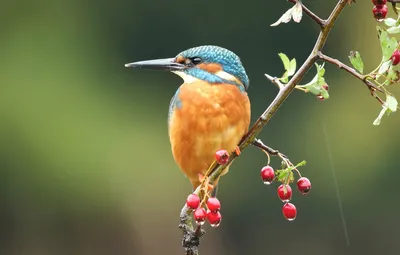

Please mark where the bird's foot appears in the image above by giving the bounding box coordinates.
[198,173,215,193]
[197,173,215,204]
[235,146,241,156]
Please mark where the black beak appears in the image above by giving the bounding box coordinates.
[124,58,186,71]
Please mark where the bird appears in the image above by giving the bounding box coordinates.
[125,45,251,191]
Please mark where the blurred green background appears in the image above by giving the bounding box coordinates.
[1,0,400,254]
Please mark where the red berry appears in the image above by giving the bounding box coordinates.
[277,184,292,203]
[322,84,329,91]
[186,194,200,209]
[372,0,387,7]
[297,177,312,195]
[194,208,207,225]
[206,197,221,212]
[260,165,275,184]
[282,203,297,221]
[372,5,388,21]
[317,95,325,101]
[391,49,400,65]
[207,210,222,227]
[215,149,229,165]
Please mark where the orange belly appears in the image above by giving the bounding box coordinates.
[168,81,251,189]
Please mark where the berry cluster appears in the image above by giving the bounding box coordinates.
[186,194,222,227]
[372,0,388,21]
[261,165,311,221]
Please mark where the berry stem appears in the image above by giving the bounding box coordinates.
[264,150,271,166]
[292,168,303,178]
[294,85,309,92]
[252,139,302,182]
[254,139,272,165]
[252,139,291,168]
[252,139,285,157]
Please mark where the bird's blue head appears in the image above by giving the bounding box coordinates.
[125,45,249,90]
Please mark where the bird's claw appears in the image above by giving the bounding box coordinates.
[198,173,215,193]
[235,146,241,156]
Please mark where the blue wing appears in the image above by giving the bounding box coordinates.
[168,94,176,126]
[168,88,182,129]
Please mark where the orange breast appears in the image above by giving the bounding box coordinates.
[168,81,251,188]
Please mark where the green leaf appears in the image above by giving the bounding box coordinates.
[275,169,289,183]
[278,53,296,83]
[384,18,397,27]
[373,107,387,125]
[299,63,329,99]
[280,72,289,83]
[275,170,294,183]
[385,67,398,85]
[373,94,398,125]
[378,27,398,61]
[288,171,294,182]
[294,160,307,168]
[275,160,306,183]
[348,51,364,74]
[279,53,290,71]
[386,95,398,112]
[378,59,392,74]
[288,58,297,76]
[387,26,400,34]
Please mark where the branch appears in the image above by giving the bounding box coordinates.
[252,139,287,159]
[317,52,385,105]
[178,1,350,254]
[179,209,204,255]
[287,0,325,27]
[252,139,303,177]
[264,74,285,89]
[388,0,400,15]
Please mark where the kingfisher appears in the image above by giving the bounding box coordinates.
[125,45,251,190]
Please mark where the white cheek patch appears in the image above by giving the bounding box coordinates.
[172,71,201,84]
[173,70,245,89]
[215,71,246,91]
[214,71,238,82]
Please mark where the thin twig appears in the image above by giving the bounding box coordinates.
[179,1,349,254]
[317,52,385,104]
[252,139,303,179]
[264,74,285,89]
[388,0,399,14]
[317,52,382,92]
[288,0,325,27]
[252,139,289,169]
[252,139,287,159]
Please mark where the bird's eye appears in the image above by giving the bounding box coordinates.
[189,57,203,65]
